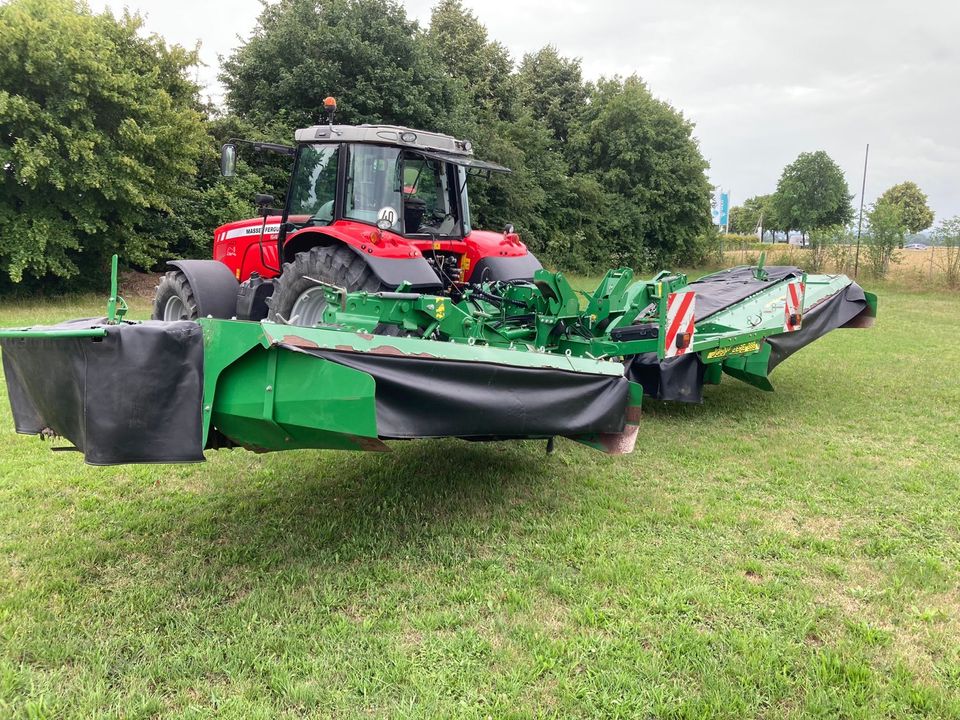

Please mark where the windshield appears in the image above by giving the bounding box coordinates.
[289,143,472,236]
[345,145,403,233]
[288,144,339,224]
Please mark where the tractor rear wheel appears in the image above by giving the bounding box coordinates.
[152,270,199,321]
[267,245,384,326]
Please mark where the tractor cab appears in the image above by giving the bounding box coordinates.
[154,101,542,325]
[285,125,503,242]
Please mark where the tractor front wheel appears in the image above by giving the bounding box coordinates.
[152,270,199,321]
[267,245,383,326]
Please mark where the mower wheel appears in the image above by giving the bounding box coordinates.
[267,245,384,326]
[152,270,199,321]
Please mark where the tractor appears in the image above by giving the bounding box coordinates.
[153,97,541,326]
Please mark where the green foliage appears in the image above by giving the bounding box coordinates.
[686,228,726,267]
[864,201,905,279]
[771,151,854,240]
[808,225,852,273]
[2,0,716,286]
[877,181,934,235]
[727,205,752,235]
[138,116,278,260]
[0,0,207,285]
[728,194,773,238]
[220,0,458,132]
[572,76,712,267]
[427,0,513,122]
[515,46,590,147]
[464,116,556,244]
[719,233,762,247]
[220,2,711,273]
[933,216,960,288]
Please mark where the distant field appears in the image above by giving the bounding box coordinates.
[722,244,958,287]
[0,281,958,718]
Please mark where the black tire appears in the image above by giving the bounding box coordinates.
[152,270,199,321]
[267,244,384,326]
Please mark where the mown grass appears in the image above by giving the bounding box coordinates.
[0,281,958,718]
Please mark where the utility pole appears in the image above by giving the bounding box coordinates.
[853,144,869,278]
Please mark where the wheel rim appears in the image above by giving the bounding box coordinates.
[290,286,328,327]
[163,295,187,321]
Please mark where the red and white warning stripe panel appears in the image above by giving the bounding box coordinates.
[783,281,805,332]
[663,291,696,358]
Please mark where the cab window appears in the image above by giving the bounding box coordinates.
[402,154,460,237]
[288,144,339,224]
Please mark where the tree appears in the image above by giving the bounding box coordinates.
[727,205,749,235]
[141,115,294,261]
[427,0,513,123]
[728,194,772,237]
[876,181,934,234]
[932,216,960,288]
[514,46,590,148]
[808,224,852,273]
[0,0,207,284]
[573,76,711,266]
[466,114,569,252]
[863,201,905,279]
[215,3,716,272]
[220,0,459,133]
[770,151,853,244]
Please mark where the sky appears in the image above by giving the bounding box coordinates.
[90,0,960,225]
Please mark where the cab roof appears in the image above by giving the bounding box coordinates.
[294,124,472,155]
[293,123,509,174]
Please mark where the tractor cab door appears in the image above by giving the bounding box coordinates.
[400,153,462,238]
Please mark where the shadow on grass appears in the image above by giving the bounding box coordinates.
[60,381,798,581]
[640,375,787,421]
[29,370,813,609]
[76,439,567,591]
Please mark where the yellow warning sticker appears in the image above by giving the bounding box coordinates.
[706,340,761,360]
[435,300,446,319]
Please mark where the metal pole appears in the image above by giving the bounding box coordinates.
[726,189,731,235]
[854,144,869,277]
[724,189,729,235]
[107,254,119,324]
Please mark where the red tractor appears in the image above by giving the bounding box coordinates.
[152,98,540,325]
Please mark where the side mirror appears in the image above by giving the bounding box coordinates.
[220,143,238,177]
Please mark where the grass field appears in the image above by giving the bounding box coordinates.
[0,281,958,718]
